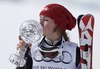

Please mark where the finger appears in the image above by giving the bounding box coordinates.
[17,43,22,48]
[20,40,26,47]
[19,40,24,43]
[18,35,22,40]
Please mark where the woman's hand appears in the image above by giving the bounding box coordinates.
[17,36,32,50]
[17,36,26,50]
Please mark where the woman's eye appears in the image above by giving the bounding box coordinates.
[44,19,48,21]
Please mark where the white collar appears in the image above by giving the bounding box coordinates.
[44,37,62,46]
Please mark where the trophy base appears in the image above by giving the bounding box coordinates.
[9,54,26,67]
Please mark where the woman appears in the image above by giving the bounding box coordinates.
[16,3,80,69]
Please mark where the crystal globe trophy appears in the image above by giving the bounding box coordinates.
[9,19,43,67]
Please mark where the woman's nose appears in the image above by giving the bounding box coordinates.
[40,20,44,27]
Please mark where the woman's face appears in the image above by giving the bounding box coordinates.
[40,15,57,36]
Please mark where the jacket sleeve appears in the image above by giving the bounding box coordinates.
[75,46,81,68]
[16,47,32,69]
[16,67,24,69]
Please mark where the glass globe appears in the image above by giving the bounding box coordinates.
[19,19,43,44]
[9,19,43,67]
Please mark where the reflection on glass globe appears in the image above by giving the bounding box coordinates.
[19,19,43,44]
